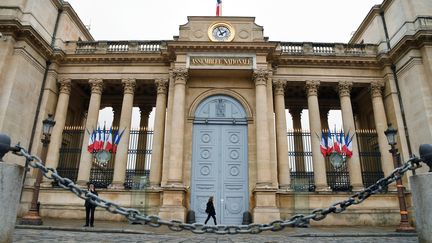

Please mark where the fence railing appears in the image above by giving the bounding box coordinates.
[57,126,153,188]
[287,129,383,192]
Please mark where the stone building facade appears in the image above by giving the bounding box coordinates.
[0,0,431,225]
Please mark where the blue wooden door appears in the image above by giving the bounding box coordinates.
[191,95,248,225]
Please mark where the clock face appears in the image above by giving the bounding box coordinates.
[212,26,231,41]
[208,23,235,42]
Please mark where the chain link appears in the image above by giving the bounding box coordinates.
[12,145,422,234]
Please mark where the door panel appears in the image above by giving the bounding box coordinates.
[191,124,248,225]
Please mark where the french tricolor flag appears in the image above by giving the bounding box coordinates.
[216,0,222,16]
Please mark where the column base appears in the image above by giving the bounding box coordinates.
[253,188,280,224]
[315,185,332,192]
[395,222,416,233]
[351,185,364,192]
[108,182,125,190]
[20,210,43,225]
[159,187,187,222]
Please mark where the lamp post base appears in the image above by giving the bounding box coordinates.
[395,222,416,233]
[20,210,43,225]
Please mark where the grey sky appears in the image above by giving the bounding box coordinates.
[67,0,383,43]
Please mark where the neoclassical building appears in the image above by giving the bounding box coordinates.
[1,0,431,225]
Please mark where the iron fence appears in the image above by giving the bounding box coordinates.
[287,129,382,192]
[57,126,153,189]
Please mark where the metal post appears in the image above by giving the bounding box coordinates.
[20,135,50,225]
[389,144,416,232]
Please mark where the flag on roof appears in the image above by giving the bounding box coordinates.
[216,0,222,16]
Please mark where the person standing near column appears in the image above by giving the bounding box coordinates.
[83,183,98,227]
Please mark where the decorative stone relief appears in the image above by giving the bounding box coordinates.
[370,80,384,98]
[58,78,72,94]
[172,68,189,85]
[252,69,270,86]
[122,78,136,94]
[155,78,168,94]
[305,80,320,97]
[338,81,353,98]
[89,78,103,95]
[216,98,226,117]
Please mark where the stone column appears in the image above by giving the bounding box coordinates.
[111,78,136,189]
[136,106,152,171]
[370,81,395,183]
[273,80,291,190]
[112,105,121,128]
[76,79,103,186]
[166,69,188,186]
[320,108,330,130]
[149,79,168,187]
[252,69,280,223]
[305,81,329,191]
[253,69,272,188]
[290,108,306,172]
[338,81,363,191]
[160,69,188,222]
[42,79,72,187]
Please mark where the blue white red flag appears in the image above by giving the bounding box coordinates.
[320,131,327,157]
[327,130,333,154]
[216,0,222,16]
[87,129,96,153]
[112,128,125,154]
[105,127,113,152]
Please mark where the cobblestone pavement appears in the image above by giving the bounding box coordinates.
[13,228,418,243]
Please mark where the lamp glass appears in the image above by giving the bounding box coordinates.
[42,115,56,136]
[384,124,397,146]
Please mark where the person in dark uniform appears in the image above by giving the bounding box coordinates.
[204,196,217,225]
[83,183,98,227]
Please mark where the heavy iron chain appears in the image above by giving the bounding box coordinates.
[12,144,423,234]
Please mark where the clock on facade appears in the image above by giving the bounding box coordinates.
[208,22,235,42]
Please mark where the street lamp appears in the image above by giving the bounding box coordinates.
[384,123,415,232]
[21,114,55,225]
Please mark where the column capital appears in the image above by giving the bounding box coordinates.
[338,81,353,98]
[288,107,303,118]
[273,79,286,95]
[370,80,384,98]
[172,68,189,85]
[122,78,136,94]
[253,69,270,86]
[139,106,153,116]
[58,78,72,95]
[155,78,169,94]
[89,78,103,95]
[305,80,320,97]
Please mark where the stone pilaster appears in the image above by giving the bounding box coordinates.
[253,69,273,188]
[370,81,395,189]
[160,69,187,222]
[42,78,72,187]
[305,81,330,191]
[338,81,363,191]
[273,80,291,190]
[77,78,103,186]
[252,69,280,223]
[111,78,136,189]
[149,79,168,187]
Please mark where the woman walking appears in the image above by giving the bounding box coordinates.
[204,196,217,225]
[83,183,98,227]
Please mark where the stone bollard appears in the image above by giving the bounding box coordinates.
[410,172,432,243]
[0,162,24,243]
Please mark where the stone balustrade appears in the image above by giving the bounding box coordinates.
[71,41,163,54]
[280,42,377,56]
